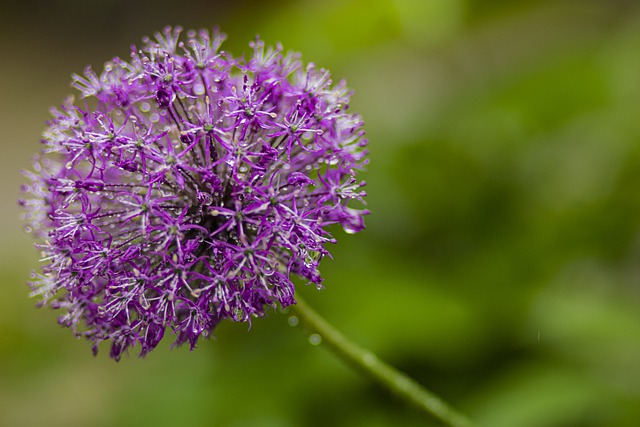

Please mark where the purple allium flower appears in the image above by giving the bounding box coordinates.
[20,27,368,360]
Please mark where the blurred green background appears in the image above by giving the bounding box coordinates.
[2,0,640,426]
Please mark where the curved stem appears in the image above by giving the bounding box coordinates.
[290,294,479,427]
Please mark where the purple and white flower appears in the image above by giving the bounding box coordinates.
[20,27,368,360]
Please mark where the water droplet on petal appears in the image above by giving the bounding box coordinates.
[139,295,150,310]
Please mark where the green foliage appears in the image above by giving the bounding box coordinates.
[3,0,640,426]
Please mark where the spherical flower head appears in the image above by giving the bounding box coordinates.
[20,27,368,360]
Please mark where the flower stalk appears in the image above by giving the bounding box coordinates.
[291,294,479,427]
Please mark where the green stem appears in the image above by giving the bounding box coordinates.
[290,294,479,427]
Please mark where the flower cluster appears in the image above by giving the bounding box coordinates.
[20,27,368,360]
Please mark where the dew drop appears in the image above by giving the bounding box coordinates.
[263,263,275,276]
[343,223,358,235]
[309,334,322,345]
[24,225,32,233]
[288,316,299,327]
[139,295,150,310]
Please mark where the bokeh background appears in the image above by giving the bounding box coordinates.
[2,0,640,426]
